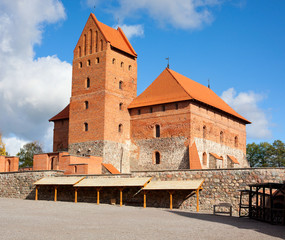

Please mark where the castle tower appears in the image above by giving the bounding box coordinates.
[68,14,137,172]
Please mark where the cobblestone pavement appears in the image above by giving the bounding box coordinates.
[0,198,284,240]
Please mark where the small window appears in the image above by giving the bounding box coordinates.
[84,122,88,131]
[175,103,178,110]
[203,152,207,165]
[155,125,160,138]
[79,62,82,68]
[96,57,99,64]
[220,131,224,144]
[128,65,132,71]
[235,136,238,147]
[121,62,124,68]
[150,107,153,113]
[86,78,90,88]
[138,109,141,115]
[119,103,123,110]
[112,58,116,64]
[154,151,160,164]
[85,101,89,109]
[87,60,91,66]
[203,125,206,139]
[74,166,77,174]
[162,105,165,112]
[119,81,123,90]
[78,46,81,57]
[100,39,103,51]
[118,124,123,133]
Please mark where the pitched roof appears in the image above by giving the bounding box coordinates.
[128,68,250,123]
[102,163,120,174]
[49,104,69,122]
[91,14,137,57]
[189,142,202,170]
[227,155,239,164]
[209,153,223,160]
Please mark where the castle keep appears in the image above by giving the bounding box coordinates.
[34,13,250,174]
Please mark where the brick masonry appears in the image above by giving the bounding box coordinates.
[0,168,284,215]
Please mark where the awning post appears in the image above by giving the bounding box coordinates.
[96,188,101,205]
[35,186,38,201]
[74,188,78,203]
[169,191,174,210]
[196,189,199,212]
[119,188,124,207]
[54,186,58,202]
[143,191,147,208]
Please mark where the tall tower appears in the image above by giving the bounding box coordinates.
[68,14,137,172]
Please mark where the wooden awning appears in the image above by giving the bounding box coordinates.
[74,177,152,187]
[143,179,204,190]
[34,177,85,186]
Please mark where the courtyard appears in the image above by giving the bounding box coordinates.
[0,198,284,240]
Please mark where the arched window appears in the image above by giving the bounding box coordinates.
[112,58,116,64]
[154,151,160,164]
[203,125,206,139]
[83,34,86,55]
[119,81,123,90]
[121,62,124,68]
[78,46,81,57]
[118,124,123,133]
[235,136,238,147]
[74,166,77,174]
[220,131,224,144]
[155,124,160,138]
[203,152,207,165]
[84,122,88,132]
[95,31,98,52]
[86,78,90,88]
[119,102,123,110]
[162,105,165,112]
[87,59,91,66]
[89,29,92,54]
[128,65,132,71]
[100,39,103,51]
[79,62,82,68]
[85,101,89,109]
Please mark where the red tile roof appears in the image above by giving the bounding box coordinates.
[91,14,137,57]
[128,68,250,124]
[189,142,202,170]
[209,153,223,160]
[102,163,120,174]
[49,104,69,122]
[227,155,239,164]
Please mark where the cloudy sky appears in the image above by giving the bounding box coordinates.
[0,0,284,155]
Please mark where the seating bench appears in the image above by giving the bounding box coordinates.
[213,203,232,216]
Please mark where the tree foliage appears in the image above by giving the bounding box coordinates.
[0,132,6,156]
[17,141,43,168]
[246,140,285,167]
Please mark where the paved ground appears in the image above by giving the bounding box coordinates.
[0,198,284,240]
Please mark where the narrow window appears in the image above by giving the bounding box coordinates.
[138,109,141,115]
[96,57,99,64]
[119,102,123,110]
[78,46,81,57]
[83,34,87,55]
[162,105,165,112]
[175,103,179,110]
[203,125,206,139]
[121,62,124,68]
[155,152,160,164]
[85,101,89,109]
[128,65,132,71]
[89,29,92,54]
[87,59,91,66]
[74,166,77,173]
[79,62,82,68]
[7,160,11,172]
[118,124,123,133]
[84,123,88,131]
[220,131,224,144]
[235,136,238,147]
[50,158,54,170]
[203,152,207,165]
[119,81,123,90]
[112,58,116,64]
[86,78,90,88]
[155,125,160,138]
[100,39,103,51]
[95,31,98,52]
[150,107,153,113]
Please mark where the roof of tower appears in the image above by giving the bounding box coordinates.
[128,68,250,123]
[91,13,137,57]
[49,104,69,122]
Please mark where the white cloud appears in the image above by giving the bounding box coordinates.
[2,136,28,156]
[0,0,72,155]
[115,24,144,39]
[221,88,272,139]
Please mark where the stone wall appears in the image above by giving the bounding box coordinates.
[0,170,63,199]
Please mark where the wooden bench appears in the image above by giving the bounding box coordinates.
[213,203,232,216]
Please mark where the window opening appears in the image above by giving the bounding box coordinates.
[119,103,123,110]
[118,124,123,133]
[84,123,88,131]
[155,152,160,164]
[155,125,160,138]
[85,101,89,109]
[119,81,123,90]
[203,152,207,165]
[86,78,90,88]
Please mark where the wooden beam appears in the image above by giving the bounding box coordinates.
[54,186,58,202]
[196,189,200,212]
[74,188,78,203]
[143,191,147,208]
[119,188,124,207]
[96,188,100,205]
[35,186,38,201]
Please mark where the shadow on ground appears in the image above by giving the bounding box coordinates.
[167,211,285,239]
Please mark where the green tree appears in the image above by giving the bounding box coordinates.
[0,133,6,156]
[270,140,285,167]
[17,141,43,168]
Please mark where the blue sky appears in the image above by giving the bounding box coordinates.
[0,0,284,155]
